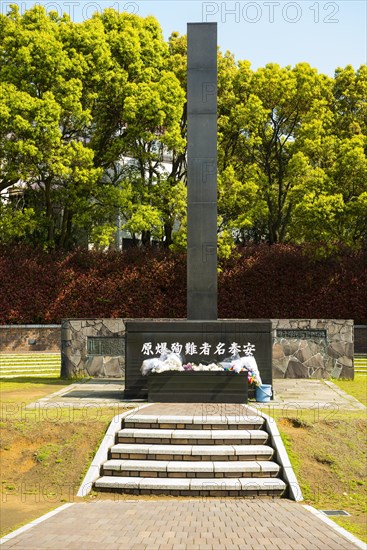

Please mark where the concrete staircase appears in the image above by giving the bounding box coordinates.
[0,353,61,377]
[355,354,367,375]
[95,413,287,497]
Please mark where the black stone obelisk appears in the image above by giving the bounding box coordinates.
[187,23,218,320]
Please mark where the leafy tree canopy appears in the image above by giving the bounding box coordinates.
[0,5,366,252]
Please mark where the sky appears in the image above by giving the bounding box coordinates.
[3,0,367,75]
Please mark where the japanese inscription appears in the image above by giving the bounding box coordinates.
[141,341,256,357]
[276,329,327,340]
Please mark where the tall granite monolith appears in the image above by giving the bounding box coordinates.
[187,23,218,320]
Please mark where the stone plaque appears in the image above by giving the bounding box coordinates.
[87,337,124,356]
[276,329,327,340]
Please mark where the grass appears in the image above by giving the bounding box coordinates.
[0,377,71,401]
[271,374,367,543]
[279,417,367,542]
[0,353,61,378]
[331,373,367,406]
[0,376,133,537]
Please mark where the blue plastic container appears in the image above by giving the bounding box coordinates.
[255,384,272,402]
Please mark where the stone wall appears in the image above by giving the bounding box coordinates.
[60,318,354,380]
[61,319,125,378]
[0,325,61,353]
[272,319,353,379]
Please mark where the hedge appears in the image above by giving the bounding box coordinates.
[0,244,366,324]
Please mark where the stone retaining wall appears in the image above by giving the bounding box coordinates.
[61,318,354,380]
[272,319,353,379]
[0,325,61,353]
[61,319,125,378]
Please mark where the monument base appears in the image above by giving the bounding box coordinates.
[125,320,273,401]
[147,371,248,403]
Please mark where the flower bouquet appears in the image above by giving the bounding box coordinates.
[141,351,262,386]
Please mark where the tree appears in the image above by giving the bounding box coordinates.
[0,6,186,249]
[1,5,366,251]
[288,65,367,247]
[89,12,186,247]
[0,6,105,248]
[218,61,336,244]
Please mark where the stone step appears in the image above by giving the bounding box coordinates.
[110,443,274,461]
[102,459,280,478]
[117,428,268,445]
[95,475,286,497]
[124,414,264,431]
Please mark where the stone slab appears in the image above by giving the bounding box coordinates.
[25,378,365,412]
[166,461,214,473]
[213,461,262,473]
[104,460,170,472]
[96,475,285,492]
[233,445,274,456]
[239,478,286,491]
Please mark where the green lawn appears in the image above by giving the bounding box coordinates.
[273,374,367,543]
[332,373,367,406]
[0,376,132,537]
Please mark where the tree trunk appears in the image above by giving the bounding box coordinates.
[141,230,151,246]
[59,209,74,250]
[44,180,55,246]
[164,222,173,247]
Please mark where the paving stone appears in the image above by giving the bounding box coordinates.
[7,500,337,549]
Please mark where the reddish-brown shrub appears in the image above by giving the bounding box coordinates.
[0,244,365,324]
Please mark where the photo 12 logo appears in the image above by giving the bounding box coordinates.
[202,2,340,24]
[0,2,140,19]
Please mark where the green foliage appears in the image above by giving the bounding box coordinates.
[218,60,367,247]
[0,6,185,249]
[0,203,37,243]
[0,5,366,250]
[34,444,60,465]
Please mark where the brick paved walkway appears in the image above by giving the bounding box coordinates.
[128,403,259,417]
[1,499,362,549]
